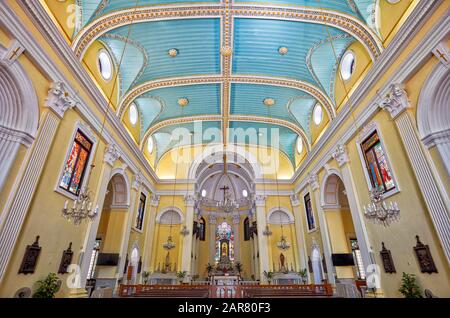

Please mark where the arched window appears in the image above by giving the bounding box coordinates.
[244,217,250,241]
[215,222,234,262]
[199,217,206,241]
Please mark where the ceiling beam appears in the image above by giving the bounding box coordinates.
[117,74,335,120]
[72,4,382,60]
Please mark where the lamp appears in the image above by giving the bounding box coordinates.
[163,236,176,250]
[363,188,400,226]
[277,235,291,251]
[262,225,273,236]
[62,187,98,225]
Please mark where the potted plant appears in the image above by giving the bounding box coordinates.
[176,271,187,284]
[263,271,274,285]
[298,268,308,285]
[399,272,422,298]
[234,262,243,276]
[206,263,214,277]
[33,273,61,298]
[142,271,151,285]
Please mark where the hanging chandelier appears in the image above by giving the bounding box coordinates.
[363,188,400,226]
[262,225,273,236]
[163,236,176,250]
[277,235,291,251]
[216,191,239,214]
[62,187,98,225]
[180,225,190,236]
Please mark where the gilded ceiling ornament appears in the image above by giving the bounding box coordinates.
[178,98,190,107]
[263,98,276,107]
[221,46,233,57]
[168,48,179,57]
[278,46,288,55]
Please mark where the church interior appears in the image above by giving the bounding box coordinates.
[0,0,449,299]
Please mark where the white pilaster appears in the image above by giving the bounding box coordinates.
[308,173,335,284]
[79,144,121,287]
[331,144,373,273]
[380,84,450,263]
[290,194,308,274]
[0,82,74,283]
[232,213,241,261]
[143,194,160,271]
[209,214,217,263]
[181,194,195,281]
[255,195,270,284]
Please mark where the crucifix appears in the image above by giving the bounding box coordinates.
[220,185,230,200]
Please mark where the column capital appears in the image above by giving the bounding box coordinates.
[132,172,143,190]
[150,194,160,207]
[290,194,301,207]
[209,214,217,225]
[45,82,79,118]
[307,172,320,191]
[332,144,350,167]
[104,143,121,166]
[255,195,267,207]
[379,84,410,119]
[184,194,196,207]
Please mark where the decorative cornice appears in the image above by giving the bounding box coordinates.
[290,194,301,207]
[104,143,121,166]
[45,82,79,118]
[422,128,450,149]
[232,213,241,224]
[184,194,196,207]
[378,84,410,119]
[0,124,35,147]
[331,144,349,167]
[209,214,217,224]
[132,171,143,190]
[72,4,382,61]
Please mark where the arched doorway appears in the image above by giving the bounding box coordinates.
[321,173,366,285]
[0,45,39,192]
[86,172,130,289]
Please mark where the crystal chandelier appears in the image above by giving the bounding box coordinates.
[163,236,176,250]
[62,187,98,225]
[277,235,291,251]
[180,225,190,236]
[216,191,239,214]
[363,188,400,226]
[262,225,272,236]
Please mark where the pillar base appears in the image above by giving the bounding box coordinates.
[68,288,89,298]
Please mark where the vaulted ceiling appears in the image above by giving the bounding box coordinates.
[71,0,383,169]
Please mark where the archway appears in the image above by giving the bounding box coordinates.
[86,172,130,289]
[0,45,39,192]
[321,173,366,285]
[417,63,450,177]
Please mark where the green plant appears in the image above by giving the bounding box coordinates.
[33,273,60,298]
[206,263,214,275]
[263,271,274,284]
[298,268,308,284]
[176,271,187,279]
[142,271,151,284]
[399,272,422,298]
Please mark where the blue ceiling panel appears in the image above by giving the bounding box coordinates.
[236,1,357,16]
[108,18,221,82]
[229,121,298,164]
[232,18,344,84]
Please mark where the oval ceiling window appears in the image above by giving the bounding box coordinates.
[147,137,154,154]
[340,51,355,81]
[242,189,248,198]
[201,189,207,198]
[313,104,323,126]
[129,103,138,126]
[98,50,113,81]
[296,137,303,154]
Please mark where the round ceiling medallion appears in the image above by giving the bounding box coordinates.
[278,46,288,55]
[178,98,189,107]
[168,48,179,57]
[221,46,233,57]
[263,98,276,106]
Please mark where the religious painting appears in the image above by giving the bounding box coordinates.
[58,242,73,274]
[413,236,438,274]
[361,131,395,194]
[59,130,93,196]
[19,236,41,274]
[135,193,146,230]
[244,217,250,241]
[199,217,206,241]
[304,193,316,232]
[215,222,234,262]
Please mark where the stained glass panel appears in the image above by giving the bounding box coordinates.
[362,131,395,193]
[59,130,93,196]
